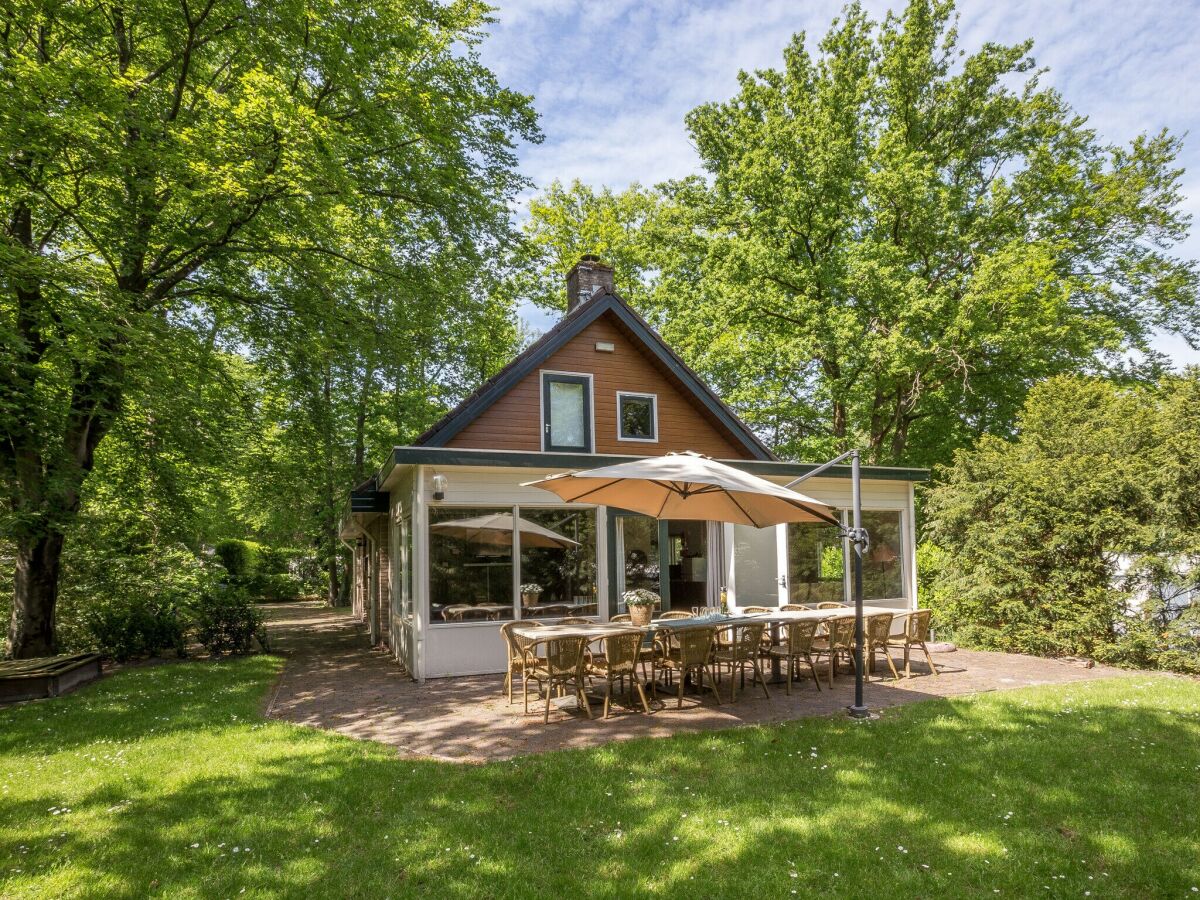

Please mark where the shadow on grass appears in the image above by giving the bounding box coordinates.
[1,662,1198,898]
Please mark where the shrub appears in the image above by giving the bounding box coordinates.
[191,585,267,656]
[82,595,186,662]
[214,540,262,578]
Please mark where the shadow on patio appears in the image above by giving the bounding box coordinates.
[262,601,1134,762]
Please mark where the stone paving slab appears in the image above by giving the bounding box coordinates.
[262,601,1134,763]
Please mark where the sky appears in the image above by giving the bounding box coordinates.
[477,0,1200,366]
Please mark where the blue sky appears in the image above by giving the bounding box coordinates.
[479,0,1200,367]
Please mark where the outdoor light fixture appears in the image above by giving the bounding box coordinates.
[432,473,448,501]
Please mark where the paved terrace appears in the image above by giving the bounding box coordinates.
[262,601,1132,763]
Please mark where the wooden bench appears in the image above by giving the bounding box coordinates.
[0,653,103,703]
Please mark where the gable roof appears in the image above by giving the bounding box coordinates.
[412,290,776,461]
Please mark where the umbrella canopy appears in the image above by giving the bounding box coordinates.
[429,513,580,549]
[523,451,841,528]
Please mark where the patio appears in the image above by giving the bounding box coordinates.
[263,601,1135,762]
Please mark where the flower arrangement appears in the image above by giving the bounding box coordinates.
[622,588,659,607]
[519,583,543,595]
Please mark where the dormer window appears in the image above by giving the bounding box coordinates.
[542,372,592,452]
[617,392,657,442]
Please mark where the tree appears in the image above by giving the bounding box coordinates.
[922,373,1200,670]
[1,0,538,656]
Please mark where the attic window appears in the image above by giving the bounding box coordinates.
[542,372,592,452]
[617,392,657,442]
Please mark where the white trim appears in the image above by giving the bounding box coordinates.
[413,465,428,682]
[538,369,595,453]
[615,390,659,443]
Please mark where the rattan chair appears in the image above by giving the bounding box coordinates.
[864,612,900,681]
[712,622,770,701]
[887,609,939,677]
[588,630,651,718]
[741,606,774,614]
[500,621,544,708]
[527,635,592,723]
[781,603,814,611]
[766,618,822,694]
[610,613,632,623]
[658,610,694,620]
[817,602,848,609]
[654,626,722,709]
[812,614,858,688]
[558,616,592,625]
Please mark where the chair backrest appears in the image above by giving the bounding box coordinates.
[658,611,693,620]
[667,626,715,666]
[601,630,643,676]
[500,621,539,660]
[558,617,592,625]
[781,604,813,611]
[610,613,632,623]
[784,618,821,653]
[543,636,588,679]
[817,602,847,609]
[443,605,468,621]
[866,612,894,645]
[741,606,773,614]
[827,614,858,649]
[727,622,765,659]
[905,609,932,641]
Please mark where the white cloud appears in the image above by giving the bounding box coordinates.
[481,0,1200,365]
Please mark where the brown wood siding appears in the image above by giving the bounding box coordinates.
[446,314,752,458]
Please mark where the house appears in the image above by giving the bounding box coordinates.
[341,256,928,680]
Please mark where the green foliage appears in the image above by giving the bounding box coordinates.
[924,373,1200,671]
[215,541,263,579]
[81,595,186,664]
[190,585,267,656]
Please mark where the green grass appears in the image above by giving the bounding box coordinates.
[1,660,1199,899]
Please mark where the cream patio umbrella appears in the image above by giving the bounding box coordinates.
[522,451,840,528]
[429,512,580,549]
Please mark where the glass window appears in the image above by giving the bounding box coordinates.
[518,508,598,619]
[543,373,591,451]
[862,510,905,602]
[732,524,780,608]
[429,507,515,624]
[787,521,846,605]
[618,393,657,441]
[616,515,661,614]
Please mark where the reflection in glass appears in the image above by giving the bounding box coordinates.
[787,521,845,605]
[549,380,585,447]
[732,524,779,607]
[862,510,904,601]
[429,507,514,623]
[519,508,598,619]
[619,394,655,439]
[616,516,660,614]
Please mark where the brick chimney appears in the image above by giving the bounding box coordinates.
[565,255,614,313]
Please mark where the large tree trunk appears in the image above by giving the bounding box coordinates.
[7,531,66,658]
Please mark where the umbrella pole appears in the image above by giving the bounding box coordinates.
[848,449,870,719]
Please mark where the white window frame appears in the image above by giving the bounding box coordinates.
[615,391,659,443]
[539,370,595,453]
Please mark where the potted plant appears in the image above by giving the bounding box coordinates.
[622,588,660,627]
[520,583,544,607]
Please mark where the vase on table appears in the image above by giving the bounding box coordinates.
[629,605,653,627]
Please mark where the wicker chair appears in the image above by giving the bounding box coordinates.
[741,606,774,614]
[527,635,593,723]
[654,626,722,709]
[766,619,822,694]
[817,602,848,609]
[864,612,900,681]
[500,621,544,709]
[588,630,651,718]
[712,622,770,701]
[781,603,815,611]
[887,609,939,677]
[558,616,592,625]
[811,614,858,688]
[610,613,632,623]
[658,610,694,620]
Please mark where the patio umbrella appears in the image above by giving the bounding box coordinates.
[429,513,580,549]
[522,451,840,528]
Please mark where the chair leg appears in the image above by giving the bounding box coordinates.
[707,665,723,704]
[603,678,612,719]
[578,682,593,719]
[505,667,512,703]
[921,642,939,675]
[883,646,900,681]
[904,645,912,677]
[523,669,531,714]
[785,656,793,696]
[806,655,821,692]
[634,677,650,713]
[544,682,553,724]
[677,670,685,709]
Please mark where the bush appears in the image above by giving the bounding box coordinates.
[214,540,262,578]
[82,595,186,662]
[191,585,267,656]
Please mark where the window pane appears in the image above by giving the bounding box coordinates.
[518,508,598,619]
[862,511,904,601]
[429,507,514,624]
[620,395,654,439]
[549,380,585,447]
[733,524,779,607]
[787,521,845,604]
[616,515,660,614]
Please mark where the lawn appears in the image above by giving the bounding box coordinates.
[1,659,1198,899]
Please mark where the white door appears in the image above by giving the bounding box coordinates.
[730,524,787,608]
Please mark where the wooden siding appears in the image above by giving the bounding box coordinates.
[446,313,752,458]
[368,517,391,649]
